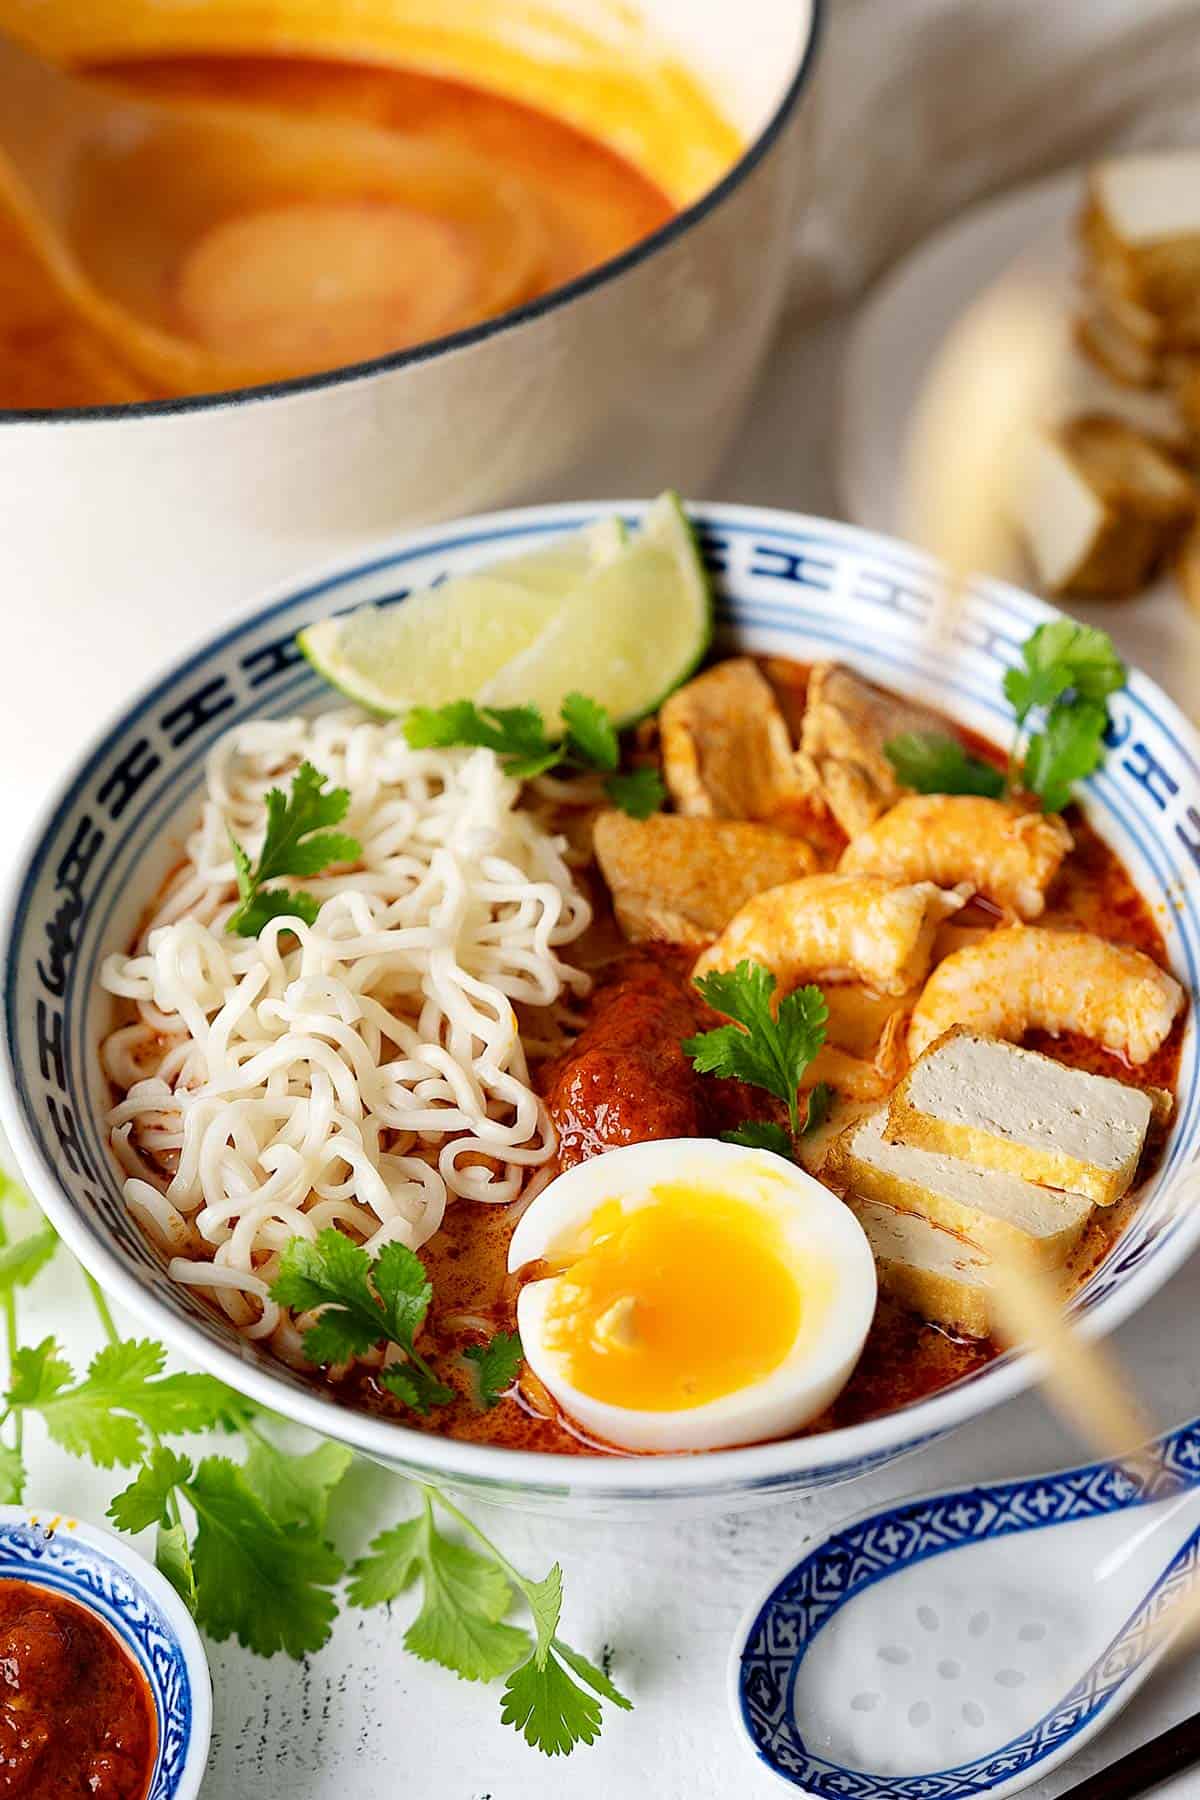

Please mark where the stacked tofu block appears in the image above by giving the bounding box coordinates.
[824,1026,1163,1338]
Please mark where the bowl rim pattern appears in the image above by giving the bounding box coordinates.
[2,497,1198,1503]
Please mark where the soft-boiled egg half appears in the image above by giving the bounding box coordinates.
[507,1138,877,1453]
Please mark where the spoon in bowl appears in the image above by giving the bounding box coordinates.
[0,31,548,396]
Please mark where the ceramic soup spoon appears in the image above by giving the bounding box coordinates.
[0,31,547,396]
[732,1415,1200,1798]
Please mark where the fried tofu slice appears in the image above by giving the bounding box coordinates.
[658,658,809,824]
[592,812,817,946]
[1020,416,1193,598]
[846,1196,993,1338]
[796,663,947,838]
[826,1105,1091,1267]
[1083,158,1200,330]
[885,1027,1157,1206]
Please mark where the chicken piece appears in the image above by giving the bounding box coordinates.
[693,873,966,998]
[839,794,1072,919]
[907,925,1184,1066]
[886,1027,1160,1206]
[796,663,947,837]
[658,658,809,823]
[592,812,817,946]
[827,1103,1092,1264]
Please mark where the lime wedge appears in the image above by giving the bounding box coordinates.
[297,518,625,713]
[478,493,711,727]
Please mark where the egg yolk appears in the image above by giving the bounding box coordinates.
[541,1183,804,1412]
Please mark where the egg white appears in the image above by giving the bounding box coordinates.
[507,1138,877,1453]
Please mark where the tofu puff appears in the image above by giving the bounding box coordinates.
[839,795,1072,920]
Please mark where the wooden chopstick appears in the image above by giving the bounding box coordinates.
[1058,1709,1200,1798]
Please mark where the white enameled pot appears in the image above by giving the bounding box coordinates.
[0,0,820,821]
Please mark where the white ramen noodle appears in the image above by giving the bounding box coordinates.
[99,709,592,1357]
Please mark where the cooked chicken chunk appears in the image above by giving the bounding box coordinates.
[796,663,947,837]
[659,658,809,823]
[593,812,817,946]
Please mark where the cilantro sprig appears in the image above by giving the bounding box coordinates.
[404,693,664,819]
[270,1229,454,1414]
[883,619,1126,813]
[350,1488,631,1755]
[683,961,828,1159]
[463,1330,524,1411]
[227,760,361,938]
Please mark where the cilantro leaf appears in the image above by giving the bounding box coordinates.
[108,1446,193,1534]
[1023,699,1110,814]
[604,767,665,818]
[686,963,828,1135]
[227,761,361,938]
[241,1436,354,1533]
[1004,620,1126,726]
[501,1650,604,1756]
[719,1120,794,1157]
[884,731,1004,798]
[403,693,653,800]
[802,1082,835,1135]
[185,1456,343,1658]
[524,1563,563,1664]
[0,1444,26,1505]
[404,701,558,779]
[349,1500,529,1681]
[0,1223,58,1293]
[561,693,618,771]
[371,1241,433,1344]
[554,1640,633,1711]
[156,1521,197,1614]
[379,1362,454,1416]
[346,1516,425,1608]
[462,1331,523,1411]
[270,1231,450,1414]
[9,1337,246,1468]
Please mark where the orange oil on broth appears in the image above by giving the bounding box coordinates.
[0,55,674,409]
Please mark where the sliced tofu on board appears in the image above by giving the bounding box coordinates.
[1019,415,1193,598]
[846,1196,993,1339]
[826,1105,1091,1267]
[885,1027,1159,1206]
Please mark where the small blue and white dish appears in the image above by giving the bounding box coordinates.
[0,1506,211,1799]
[2,500,1199,1513]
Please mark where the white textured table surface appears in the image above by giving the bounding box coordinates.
[5,312,1200,1799]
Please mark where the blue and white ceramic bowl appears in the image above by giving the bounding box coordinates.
[0,1507,210,1798]
[2,502,1199,1513]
